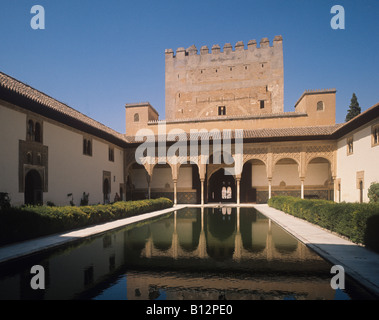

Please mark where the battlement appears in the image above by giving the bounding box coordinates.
[165,35,282,58]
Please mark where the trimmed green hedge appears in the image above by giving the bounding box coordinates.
[0,198,173,246]
[268,196,379,252]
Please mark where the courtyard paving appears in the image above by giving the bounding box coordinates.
[253,204,379,297]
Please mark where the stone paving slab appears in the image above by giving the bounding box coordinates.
[253,204,379,297]
[0,205,184,265]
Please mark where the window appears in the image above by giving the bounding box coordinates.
[218,106,226,116]
[34,122,42,142]
[83,138,92,156]
[109,147,114,162]
[317,101,324,111]
[26,119,43,143]
[260,100,265,109]
[347,137,354,155]
[134,113,139,122]
[27,120,34,141]
[372,125,379,147]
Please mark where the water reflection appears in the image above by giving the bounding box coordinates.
[0,207,368,300]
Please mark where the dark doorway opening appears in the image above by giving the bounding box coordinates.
[240,162,256,203]
[103,178,110,204]
[24,170,43,205]
[208,168,235,203]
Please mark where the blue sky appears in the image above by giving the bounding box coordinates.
[0,0,378,133]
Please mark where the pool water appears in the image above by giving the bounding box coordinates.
[0,207,375,300]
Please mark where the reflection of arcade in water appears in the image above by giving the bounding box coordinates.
[123,207,336,300]
[0,207,343,300]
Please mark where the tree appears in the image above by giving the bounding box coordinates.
[345,93,361,122]
[368,182,379,203]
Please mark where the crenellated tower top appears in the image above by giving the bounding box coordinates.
[165,36,283,59]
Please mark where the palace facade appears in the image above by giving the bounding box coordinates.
[1,36,378,206]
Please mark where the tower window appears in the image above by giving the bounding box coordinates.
[317,101,324,111]
[260,100,265,109]
[218,106,226,116]
[134,113,139,122]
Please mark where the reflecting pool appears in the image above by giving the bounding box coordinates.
[0,207,374,300]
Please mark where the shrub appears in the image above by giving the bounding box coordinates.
[268,196,379,252]
[0,193,11,210]
[368,182,379,203]
[0,198,173,246]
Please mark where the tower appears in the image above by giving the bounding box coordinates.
[165,36,284,121]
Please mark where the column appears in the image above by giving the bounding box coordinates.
[200,179,204,205]
[146,174,151,200]
[236,178,241,205]
[268,178,272,200]
[301,179,304,199]
[173,179,177,205]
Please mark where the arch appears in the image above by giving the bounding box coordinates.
[24,170,43,205]
[241,158,267,203]
[305,156,332,172]
[151,162,174,201]
[126,162,150,200]
[177,208,201,251]
[272,223,298,254]
[240,208,267,253]
[317,101,324,111]
[208,168,236,203]
[273,156,300,168]
[150,219,174,251]
[178,163,201,204]
[134,113,140,122]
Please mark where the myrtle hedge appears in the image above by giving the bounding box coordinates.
[268,196,379,252]
[0,198,173,246]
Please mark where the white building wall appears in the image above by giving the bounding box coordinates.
[0,104,26,205]
[0,103,125,207]
[272,164,301,186]
[44,121,124,206]
[336,121,379,203]
[305,163,330,186]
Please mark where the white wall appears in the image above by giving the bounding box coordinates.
[252,164,268,187]
[177,166,193,189]
[0,103,125,207]
[272,164,301,186]
[44,122,124,206]
[0,104,26,205]
[336,122,379,203]
[305,163,330,186]
[131,166,193,190]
